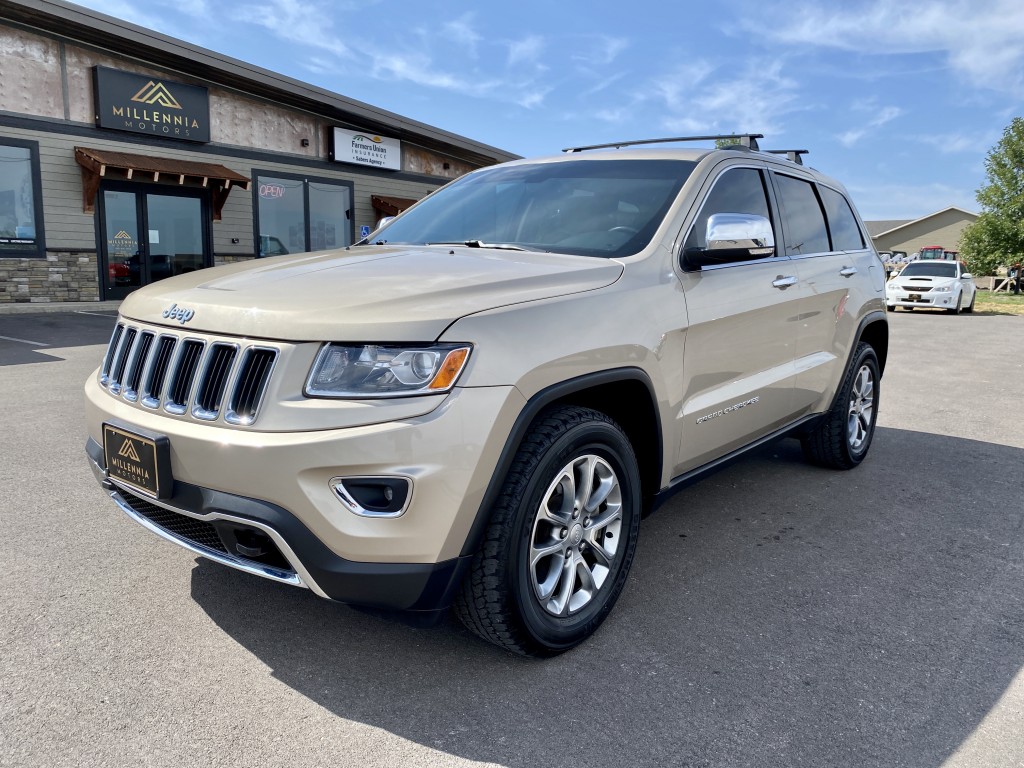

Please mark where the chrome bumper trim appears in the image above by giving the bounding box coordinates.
[89,454,330,598]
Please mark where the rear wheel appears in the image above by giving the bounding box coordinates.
[455,406,641,656]
[963,290,976,313]
[801,342,880,470]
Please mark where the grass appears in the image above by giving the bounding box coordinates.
[973,291,1024,315]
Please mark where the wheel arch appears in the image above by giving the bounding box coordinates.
[459,368,662,557]
[857,311,889,375]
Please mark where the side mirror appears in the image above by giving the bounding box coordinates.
[682,213,775,270]
[375,216,396,230]
[961,272,973,280]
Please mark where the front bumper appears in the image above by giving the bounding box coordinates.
[886,290,956,309]
[87,438,472,613]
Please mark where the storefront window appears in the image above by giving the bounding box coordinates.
[0,140,44,257]
[255,172,352,257]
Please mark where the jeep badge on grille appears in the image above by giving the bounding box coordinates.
[162,303,195,324]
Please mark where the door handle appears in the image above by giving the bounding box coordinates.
[839,266,858,277]
[772,275,798,289]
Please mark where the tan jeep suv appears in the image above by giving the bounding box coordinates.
[85,135,888,656]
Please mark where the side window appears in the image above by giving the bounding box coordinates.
[685,167,773,255]
[775,174,830,256]
[819,185,865,250]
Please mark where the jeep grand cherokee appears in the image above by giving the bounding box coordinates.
[85,135,888,656]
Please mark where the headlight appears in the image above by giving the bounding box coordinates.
[306,343,471,398]
[931,285,952,293]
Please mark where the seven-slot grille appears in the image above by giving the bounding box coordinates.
[100,322,278,425]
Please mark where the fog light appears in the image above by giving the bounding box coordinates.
[330,476,411,518]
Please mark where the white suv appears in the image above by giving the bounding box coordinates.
[86,134,889,656]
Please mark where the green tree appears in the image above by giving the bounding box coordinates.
[959,117,1024,276]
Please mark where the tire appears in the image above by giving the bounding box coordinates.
[947,292,962,314]
[963,291,976,313]
[886,304,895,312]
[455,406,641,657]
[801,342,880,470]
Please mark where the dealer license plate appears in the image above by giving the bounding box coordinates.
[909,293,922,301]
[103,424,171,498]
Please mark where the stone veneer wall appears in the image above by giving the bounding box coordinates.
[0,252,100,303]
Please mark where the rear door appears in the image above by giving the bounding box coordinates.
[772,173,874,415]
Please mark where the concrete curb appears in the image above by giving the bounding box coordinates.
[0,301,122,315]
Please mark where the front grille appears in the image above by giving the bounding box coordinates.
[902,285,932,292]
[117,487,228,553]
[166,340,205,414]
[100,322,278,426]
[226,348,276,425]
[194,344,238,419]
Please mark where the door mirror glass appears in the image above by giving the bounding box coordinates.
[683,213,775,269]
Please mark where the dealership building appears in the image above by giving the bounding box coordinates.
[0,0,518,304]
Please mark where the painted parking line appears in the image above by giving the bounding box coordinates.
[0,334,49,347]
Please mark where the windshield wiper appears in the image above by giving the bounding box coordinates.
[425,240,529,251]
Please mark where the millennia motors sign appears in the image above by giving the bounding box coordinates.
[93,66,211,143]
[331,127,401,170]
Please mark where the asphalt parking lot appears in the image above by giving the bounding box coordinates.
[0,308,1021,768]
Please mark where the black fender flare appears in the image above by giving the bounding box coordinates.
[458,367,661,557]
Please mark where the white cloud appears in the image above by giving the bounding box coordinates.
[754,0,1024,95]
[508,35,544,68]
[516,88,552,109]
[918,132,996,154]
[837,104,903,146]
[233,0,349,57]
[871,106,903,126]
[572,35,630,67]
[442,14,482,58]
[583,72,628,97]
[838,129,866,148]
[652,59,800,136]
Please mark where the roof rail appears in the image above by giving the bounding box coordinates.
[766,149,809,165]
[563,134,763,153]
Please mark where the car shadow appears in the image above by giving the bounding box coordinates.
[189,427,1023,767]
[0,311,116,366]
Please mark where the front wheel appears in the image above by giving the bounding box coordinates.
[455,406,641,656]
[947,292,962,314]
[801,342,880,470]
[963,290,976,313]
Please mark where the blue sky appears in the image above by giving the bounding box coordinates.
[71,0,1024,221]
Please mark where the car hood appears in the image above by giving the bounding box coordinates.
[118,245,624,341]
[896,275,957,288]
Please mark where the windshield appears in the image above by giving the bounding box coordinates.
[364,159,697,258]
[900,262,958,278]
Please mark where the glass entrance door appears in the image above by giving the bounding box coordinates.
[100,186,210,300]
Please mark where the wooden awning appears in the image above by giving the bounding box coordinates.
[75,146,251,221]
[371,194,420,217]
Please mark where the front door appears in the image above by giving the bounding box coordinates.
[99,186,210,300]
